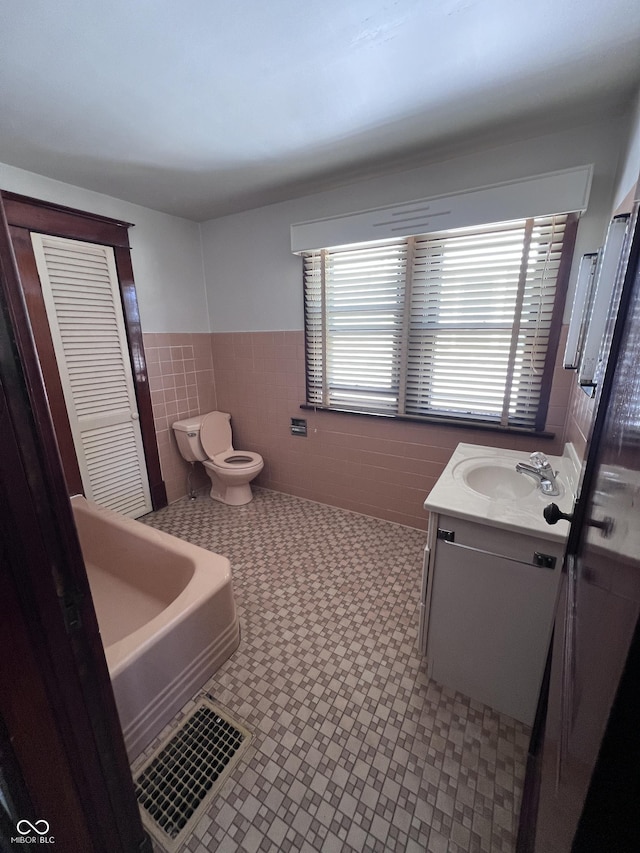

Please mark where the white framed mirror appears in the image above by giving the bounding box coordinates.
[564,251,599,370]
[578,214,630,389]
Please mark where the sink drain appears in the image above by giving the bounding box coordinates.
[134,698,251,851]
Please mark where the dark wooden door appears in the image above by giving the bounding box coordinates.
[0,195,151,852]
[1,189,166,509]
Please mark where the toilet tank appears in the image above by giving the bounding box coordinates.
[172,415,208,462]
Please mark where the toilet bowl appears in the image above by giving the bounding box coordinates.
[172,412,264,505]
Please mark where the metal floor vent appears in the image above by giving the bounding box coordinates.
[134,698,251,852]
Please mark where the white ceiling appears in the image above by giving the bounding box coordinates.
[1,0,640,221]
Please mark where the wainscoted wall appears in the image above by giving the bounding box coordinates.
[210,327,573,530]
[143,333,216,502]
[141,324,602,523]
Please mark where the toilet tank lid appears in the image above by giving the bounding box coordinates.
[172,415,208,432]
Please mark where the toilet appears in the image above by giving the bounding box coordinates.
[172,412,264,506]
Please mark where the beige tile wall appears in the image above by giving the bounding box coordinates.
[143,333,216,503]
[141,328,576,524]
[209,328,572,530]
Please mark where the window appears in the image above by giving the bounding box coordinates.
[304,214,576,431]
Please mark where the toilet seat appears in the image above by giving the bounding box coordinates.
[210,451,263,471]
[200,412,263,472]
[200,411,234,458]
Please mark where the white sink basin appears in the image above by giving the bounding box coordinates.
[424,442,576,542]
[452,457,538,500]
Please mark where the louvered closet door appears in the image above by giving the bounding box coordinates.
[31,234,152,518]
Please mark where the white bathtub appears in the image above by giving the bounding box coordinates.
[71,495,240,760]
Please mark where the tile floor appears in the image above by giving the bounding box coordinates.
[137,488,529,853]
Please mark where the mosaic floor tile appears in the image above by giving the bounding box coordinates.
[138,488,529,852]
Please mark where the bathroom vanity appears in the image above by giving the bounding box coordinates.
[419,443,577,725]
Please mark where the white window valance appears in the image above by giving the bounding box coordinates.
[291,166,592,254]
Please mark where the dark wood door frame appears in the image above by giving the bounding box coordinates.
[0,197,151,851]
[1,190,167,509]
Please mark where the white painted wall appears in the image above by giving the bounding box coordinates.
[3,106,633,335]
[612,87,640,208]
[200,116,628,331]
[0,163,208,333]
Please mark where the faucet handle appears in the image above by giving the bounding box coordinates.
[530,451,550,469]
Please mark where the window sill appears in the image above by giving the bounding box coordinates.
[299,403,556,439]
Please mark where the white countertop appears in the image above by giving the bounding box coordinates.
[424,442,578,543]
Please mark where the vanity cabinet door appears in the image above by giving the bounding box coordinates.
[426,521,562,725]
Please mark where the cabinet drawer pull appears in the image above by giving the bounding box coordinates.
[439,538,558,569]
[436,528,455,542]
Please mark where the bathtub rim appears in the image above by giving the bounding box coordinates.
[70,494,232,679]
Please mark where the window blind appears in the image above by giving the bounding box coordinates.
[305,242,407,412]
[304,214,572,431]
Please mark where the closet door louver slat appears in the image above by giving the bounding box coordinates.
[31,234,151,518]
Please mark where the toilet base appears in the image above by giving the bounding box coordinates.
[202,457,262,506]
[208,481,254,506]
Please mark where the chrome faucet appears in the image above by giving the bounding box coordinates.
[515,452,560,496]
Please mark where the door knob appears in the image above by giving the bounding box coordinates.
[543,503,573,525]
[544,502,613,537]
